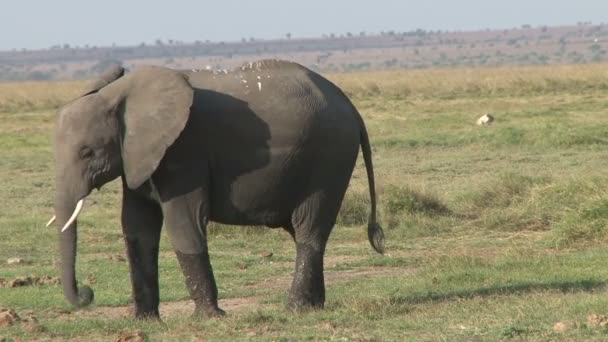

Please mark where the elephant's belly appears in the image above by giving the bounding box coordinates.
[208,150,306,227]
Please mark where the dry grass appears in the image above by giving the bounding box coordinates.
[3,63,608,114]
[0,80,84,113]
[328,63,608,99]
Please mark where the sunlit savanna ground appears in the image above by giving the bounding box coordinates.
[2,63,608,340]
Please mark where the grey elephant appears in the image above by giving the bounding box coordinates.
[47,60,384,319]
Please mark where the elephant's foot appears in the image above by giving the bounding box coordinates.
[286,293,324,312]
[193,305,226,319]
[131,292,161,320]
[133,309,161,321]
[174,251,223,319]
[130,288,161,320]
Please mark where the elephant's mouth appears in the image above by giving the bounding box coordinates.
[46,198,86,232]
[47,171,109,230]
[46,188,93,232]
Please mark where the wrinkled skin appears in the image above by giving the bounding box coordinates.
[51,60,384,319]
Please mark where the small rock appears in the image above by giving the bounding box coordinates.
[320,322,336,330]
[22,316,46,333]
[109,254,127,263]
[10,276,33,288]
[115,329,146,342]
[0,275,60,288]
[7,257,27,265]
[476,113,494,126]
[587,314,608,328]
[53,308,71,316]
[553,321,576,333]
[37,275,61,286]
[20,310,35,317]
[259,251,273,259]
[0,309,21,327]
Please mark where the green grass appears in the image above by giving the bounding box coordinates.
[2,64,608,340]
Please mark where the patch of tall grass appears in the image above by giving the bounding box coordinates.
[329,63,608,99]
[0,80,84,113]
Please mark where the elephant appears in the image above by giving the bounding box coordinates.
[47,60,384,319]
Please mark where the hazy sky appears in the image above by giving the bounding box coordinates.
[1,0,606,50]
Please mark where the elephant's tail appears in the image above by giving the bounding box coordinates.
[359,115,385,254]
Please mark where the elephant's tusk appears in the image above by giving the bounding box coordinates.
[46,215,56,227]
[60,199,84,232]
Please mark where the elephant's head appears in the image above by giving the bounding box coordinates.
[49,65,194,308]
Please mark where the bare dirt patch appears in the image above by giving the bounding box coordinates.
[160,296,264,318]
[323,254,368,268]
[245,263,410,293]
[57,296,266,321]
[327,266,402,282]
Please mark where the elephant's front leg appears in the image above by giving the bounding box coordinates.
[160,187,224,318]
[121,183,163,319]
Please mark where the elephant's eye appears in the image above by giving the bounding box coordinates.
[79,147,94,159]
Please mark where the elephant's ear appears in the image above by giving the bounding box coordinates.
[116,66,194,189]
[81,65,125,96]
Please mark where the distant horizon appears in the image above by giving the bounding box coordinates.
[1,21,603,52]
[1,0,606,50]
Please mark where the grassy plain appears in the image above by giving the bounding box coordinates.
[1,63,608,340]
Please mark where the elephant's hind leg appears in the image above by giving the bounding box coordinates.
[288,191,342,311]
[287,146,356,311]
[160,187,225,318]
[288,236,329,311]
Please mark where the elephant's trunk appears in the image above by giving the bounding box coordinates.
[55,195,94,308]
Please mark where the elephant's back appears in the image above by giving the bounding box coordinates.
[186,59,323,103]
[188,59,359,144]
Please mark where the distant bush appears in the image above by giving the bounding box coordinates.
[457,173,549,210]
[554,199,608,246]
[341,62,371,72]
[384,185,449,216]
[383,185,450,230]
